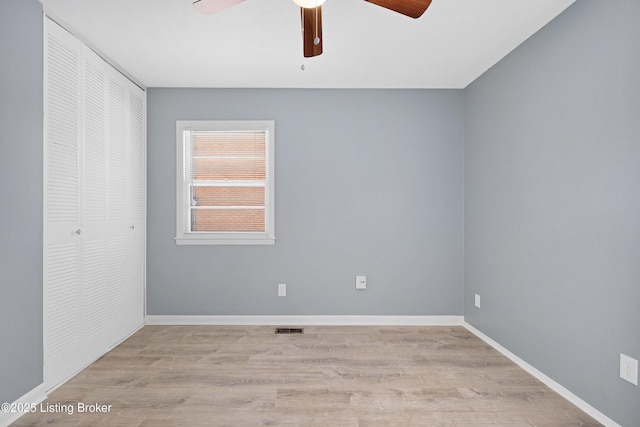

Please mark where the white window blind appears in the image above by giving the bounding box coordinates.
[176,121,275,245]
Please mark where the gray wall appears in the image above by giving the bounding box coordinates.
[4,1,635,425]
[464,1,640,426]
[147,89,464,315]
[0,0,44,403]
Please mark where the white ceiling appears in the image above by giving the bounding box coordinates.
[40,0,575,89]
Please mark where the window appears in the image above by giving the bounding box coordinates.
[176,120,275,245]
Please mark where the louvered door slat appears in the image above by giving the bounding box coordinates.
[108,76,127,221]
[45,243,80,357]
[82,49,107,223]
[128,88,146,221]
[83,240,108,338]
[45,31,80,224]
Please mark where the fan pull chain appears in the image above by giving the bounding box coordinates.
[314,6,320,45]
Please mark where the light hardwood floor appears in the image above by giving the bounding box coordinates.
[13,326,602,426]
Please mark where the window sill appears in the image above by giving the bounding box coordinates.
[175,235,275,246]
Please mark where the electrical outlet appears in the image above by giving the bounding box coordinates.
[278,283,286,297]
[355,275,367,290]
[474,294,481,308]
[620,353,638,385]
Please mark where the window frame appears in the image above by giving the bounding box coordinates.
[175,120,275,245]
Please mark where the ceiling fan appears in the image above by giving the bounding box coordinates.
[192,0,433,57]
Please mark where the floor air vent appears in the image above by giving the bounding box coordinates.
[275,328,304,334]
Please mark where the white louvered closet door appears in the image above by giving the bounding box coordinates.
[44,18,145,391]
[123,80,146,340]
[44,20,84,389]
[80,45,111,365]
[106,70,146,346]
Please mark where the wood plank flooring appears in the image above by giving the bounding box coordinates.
[12,326,602,426]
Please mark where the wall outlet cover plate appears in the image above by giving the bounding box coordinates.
[620,353,638,385]
[278,283,286,297]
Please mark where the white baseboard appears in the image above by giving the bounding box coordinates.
[0,383,47,427]
[145,315,464,326]
[463,322,621,427]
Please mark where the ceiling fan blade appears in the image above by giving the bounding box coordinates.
[193,0,246,15]
[301,6,323,58]
[365,0,432,19]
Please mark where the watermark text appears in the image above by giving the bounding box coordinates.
[2,401,112,415]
